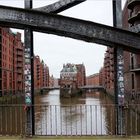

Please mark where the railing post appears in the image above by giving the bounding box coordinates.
[112,0,126,135]
[24,0,35,136]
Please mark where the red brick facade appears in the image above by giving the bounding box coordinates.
[43,64,50,88]
[59,63,86,89]
[34,55,49,90]
[99,47,115,95]
[0,27,24,96]
[86,73,99,86]
[76,64,86,87]
[99,67,105,87]
[124,0,140,103]
[0,27,50,96]
[100,1,140,102]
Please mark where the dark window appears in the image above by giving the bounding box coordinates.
[131,56,134,69]
[132,74,135,89]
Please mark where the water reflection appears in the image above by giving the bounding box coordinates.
[0,90,140,136]
[35,90,60,105]
[34,90,111,135]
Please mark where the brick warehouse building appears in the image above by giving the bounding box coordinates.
[34,56,42,90]
[99,67,105,87]
[60,63,86,89]
[0,27,50,96]
[123,0,140,103]
[0,27,24,96]
[86,73,100,86]
[43,63,50,88]
[76,64,86,87]
[99,47,115,96]
[102,48,114,96]
[34,55,49,91]
[100,0,140,103]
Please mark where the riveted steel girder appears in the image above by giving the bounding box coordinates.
[35,0,86,13]
[0,5,140,53]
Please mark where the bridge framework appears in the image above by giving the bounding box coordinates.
[0,0,139,136]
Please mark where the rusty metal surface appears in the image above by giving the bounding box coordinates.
[35,0,86,13]
[0,5,140,52]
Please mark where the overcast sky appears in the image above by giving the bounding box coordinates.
[0,0,126,78]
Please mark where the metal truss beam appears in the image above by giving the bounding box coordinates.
[35,0,86,13]
[0,5,140,53]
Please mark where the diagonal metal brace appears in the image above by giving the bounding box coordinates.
[35,0,86,13]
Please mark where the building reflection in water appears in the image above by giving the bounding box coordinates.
[0,89,139,135]
[34,90,112,135]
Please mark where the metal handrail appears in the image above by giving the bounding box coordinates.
[0,104,140,136]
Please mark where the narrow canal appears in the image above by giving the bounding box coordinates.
[0,90,140,136]
[34,89,115,135]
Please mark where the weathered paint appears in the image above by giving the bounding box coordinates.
[113,0,126,135]
[24,29,32,106]
[24,0,35,136]
[0,5,139,52]
[35,0,86,13]
[113,0,125,106]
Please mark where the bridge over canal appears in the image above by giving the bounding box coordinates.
[80,85,105,92]
[0,0,140,137]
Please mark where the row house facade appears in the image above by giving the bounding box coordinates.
[34,55,50,90]
[0,27,24,96]
[100,0,140,103]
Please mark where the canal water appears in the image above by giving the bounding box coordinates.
[0,89,140,136]
[34,89,116,135]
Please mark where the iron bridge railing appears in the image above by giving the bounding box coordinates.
[0,104,140,136]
